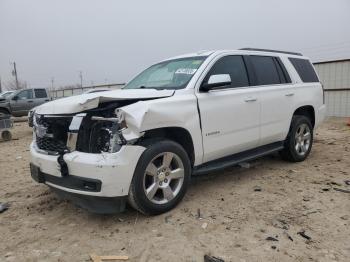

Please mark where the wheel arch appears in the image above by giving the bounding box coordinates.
[141,127,195,167]
[293,105,315,127]
[0,107,11,115]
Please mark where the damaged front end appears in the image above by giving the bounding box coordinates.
[30,99,148,213]
[33,102,135,158]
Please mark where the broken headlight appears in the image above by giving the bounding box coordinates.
[89,109,127,153]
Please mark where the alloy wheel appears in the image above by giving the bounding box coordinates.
[294,123,311,156]
[143,152,185,204]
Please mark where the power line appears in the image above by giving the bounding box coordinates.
[79,71,83,87]
[11,62,19,89]
[299,41,350,51]
[302,46,350,54]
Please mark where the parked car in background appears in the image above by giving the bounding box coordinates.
[0,88,51,117]
[29,49,326,215]
[0,91,15,99]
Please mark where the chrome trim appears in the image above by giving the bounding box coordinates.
[67,113,86,151]
[91,116,119,122]
[67,132,78,151]
[69,113,86,131]
[40,115,74,118]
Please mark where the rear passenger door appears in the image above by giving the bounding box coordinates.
[196,55,260,162]
[33,89,50,108]
[247,55,295,145]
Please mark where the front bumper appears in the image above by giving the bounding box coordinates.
[52,186,127,214]
[31,164,126,213]
[30,142,145,198]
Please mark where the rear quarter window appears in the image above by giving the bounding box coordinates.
[34,89,48,98]
[288,58,319,83]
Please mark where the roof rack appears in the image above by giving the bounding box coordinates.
[240,48,302,56]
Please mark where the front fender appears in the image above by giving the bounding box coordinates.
[119,94,204,165]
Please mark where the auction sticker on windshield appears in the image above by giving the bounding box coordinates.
[175,68,197,75]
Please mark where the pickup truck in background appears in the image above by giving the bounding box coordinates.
[0,88,51,117]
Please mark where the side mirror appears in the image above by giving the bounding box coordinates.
[12,95,18,101]
[201,74,231,91]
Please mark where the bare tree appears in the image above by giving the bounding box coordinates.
[4,79,27,90]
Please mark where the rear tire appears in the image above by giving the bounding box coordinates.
[280,115,313,162]
[128,139,191,215]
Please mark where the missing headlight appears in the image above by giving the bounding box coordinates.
[88,116,126,153]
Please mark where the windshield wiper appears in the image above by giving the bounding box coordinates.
[138,86,167,90]
[126,85,173,90]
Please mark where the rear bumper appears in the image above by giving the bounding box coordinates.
[30,142,145,198]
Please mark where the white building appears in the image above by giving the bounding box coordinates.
[314,59,350,117]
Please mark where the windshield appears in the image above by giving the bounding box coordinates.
[124,56,207,90]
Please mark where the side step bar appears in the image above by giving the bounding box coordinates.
[192,142,284,176]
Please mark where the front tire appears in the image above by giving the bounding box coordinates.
[128,139,191,215]
[280,115,313,162]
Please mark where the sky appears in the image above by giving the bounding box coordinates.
[1,0,350,89]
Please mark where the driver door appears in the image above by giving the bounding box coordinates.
[196,55,260,162]
[10,89,34,116]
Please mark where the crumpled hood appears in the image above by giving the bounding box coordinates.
[35,89,175,114]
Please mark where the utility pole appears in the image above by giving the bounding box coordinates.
[11,62,19,89]
[0,76,2,93]
[79,71,83,88]
[51,77,54,90]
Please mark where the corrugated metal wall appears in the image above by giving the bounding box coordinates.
[314,60,350,117]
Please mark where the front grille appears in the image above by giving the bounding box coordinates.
[34,115,72,153]
[36,136,68,153]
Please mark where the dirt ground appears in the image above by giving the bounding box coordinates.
[0,118,349,262]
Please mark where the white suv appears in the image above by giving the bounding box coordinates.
[30,49,326,215]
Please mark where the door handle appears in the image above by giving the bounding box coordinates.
[285,93,294,97]
[244,97,257,102]
[28,100,34,103]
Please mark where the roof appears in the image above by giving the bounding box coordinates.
[164,49,306,61]
[240,48,302,56]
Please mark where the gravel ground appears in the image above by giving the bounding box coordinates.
[0,118,349,262]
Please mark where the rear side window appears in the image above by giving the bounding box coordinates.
[205,56,249,88]
[289,58,319,83]
[249,56,281,85]
[34,89,48,98]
